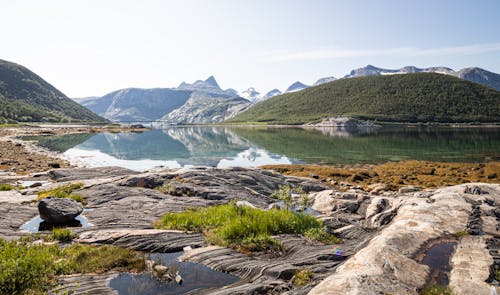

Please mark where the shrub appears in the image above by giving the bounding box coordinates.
[292,269,313,286]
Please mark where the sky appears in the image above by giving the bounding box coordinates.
[1,0,500,97]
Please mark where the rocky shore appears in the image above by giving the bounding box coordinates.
[0,125,499,294]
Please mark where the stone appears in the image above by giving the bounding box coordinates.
[368,182,389,194]
[38,197,83,224]
[398,185,420,194]
[236,200,257,208]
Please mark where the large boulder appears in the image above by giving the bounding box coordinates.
[38,197,83,224]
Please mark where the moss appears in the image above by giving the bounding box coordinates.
[454,230,470,238]
[421,284,453,295]
[0,238,145,294]
[0,184,14,191]
[304,228,342,244]
[292,269,313,286]
[38,183,86,205]
[155,202,339,252]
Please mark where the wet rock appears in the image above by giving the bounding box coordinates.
[48,163,61,168]
[38,197,83,224]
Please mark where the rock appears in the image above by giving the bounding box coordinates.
[398,186,420,194]
[368,183,389,194]
[38,197,83,224]
[309,190,362,214]
[48,163,61,168]
[309,184,494,295]
[236,200,257,208]
[449,236,496,295]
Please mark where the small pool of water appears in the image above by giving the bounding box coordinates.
[421,242,457,285]
[109,252,239,295]
[20,210,92,233]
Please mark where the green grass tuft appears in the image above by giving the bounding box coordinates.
[304,228,342,244]
[38,183,86,204]
[155,202,339,252]
[0,184,14,191]
[0,238,145,294]
[292,269,313,286]
[50,228,74,242]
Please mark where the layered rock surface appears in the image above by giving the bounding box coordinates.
[0,167,498,294]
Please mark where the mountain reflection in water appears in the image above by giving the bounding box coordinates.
[25,126,500,171]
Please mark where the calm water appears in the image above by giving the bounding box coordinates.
[108,252,239,295]
[23,126,500,171]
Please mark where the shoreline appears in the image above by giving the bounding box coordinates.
[0,124,498,190]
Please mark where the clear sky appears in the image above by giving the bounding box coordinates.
[1,0,500,97]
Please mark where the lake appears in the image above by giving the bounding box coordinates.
[24,126,500,171]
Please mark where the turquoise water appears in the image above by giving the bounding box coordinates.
[24,126,500,171]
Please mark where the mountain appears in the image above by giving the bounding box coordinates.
[81,88,192,122]
[314,76,337,86]
[177,75,236,96]
[240,87,261,103]
[454,67,500,91]
[286,81,309,92]
[343,65,500,90]
[160,92,251,124]
[263,89,282,99]
[228,73,500,124]
[0,59,105,123]
[79,76,249,123]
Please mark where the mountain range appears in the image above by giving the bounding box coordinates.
[76,65,500,124]
[229,72,500,124]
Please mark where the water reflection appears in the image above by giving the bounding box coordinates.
[25,126,500,171]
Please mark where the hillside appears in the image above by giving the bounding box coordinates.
[0,59,105,123]
[228,73,500,124]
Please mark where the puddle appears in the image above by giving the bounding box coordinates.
[16,180,51,188]
[109,252,239,295]
[421,242,456,285]
[20,209,93,233]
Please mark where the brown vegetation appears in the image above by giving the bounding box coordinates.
[262,160,500,191]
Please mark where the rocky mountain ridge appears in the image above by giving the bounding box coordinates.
[75,65,500,124]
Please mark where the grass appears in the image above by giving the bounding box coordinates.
[292,269,313,286]
[0,184,14,191]
[421,284,453,295]
[0,238,145,294]
[0,123,20,128]
[155,202,339,252]
[50,228,74,242]
[38,183,86,205]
